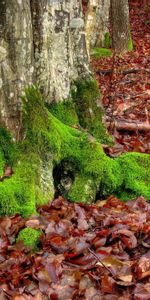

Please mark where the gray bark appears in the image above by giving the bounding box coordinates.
[0,0,90,139]
[0,0,34,140]
[111,0,131,53]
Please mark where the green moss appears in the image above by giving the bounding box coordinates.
[16,88,150,203]
[91,48,112,58]
[0,150,4,176]
[0,127,18,166]
[21,86,115,203]
[68,140,123,202]
[0,86,149,216]
[68,174,97,203]
[0,128,37,216]
[104,32,111,48]
[16,228,41,249]
[0,153,38,216]
[71,79,113,145]
[127,36,133,52]
[47,100,79,126]
[117,152,150,200]
[145,20,150,25]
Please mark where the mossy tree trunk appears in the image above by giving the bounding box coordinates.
[0,2,149,217]
[0,0,90,140]
[111,0,133,53]
[85,0,110,54]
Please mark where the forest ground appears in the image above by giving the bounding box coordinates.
[0,1,150,300]
[92,0,150,156]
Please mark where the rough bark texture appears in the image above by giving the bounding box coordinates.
[0,0,34,140]
[111,0,131,53]
[31,0,90,103]
[85,0,110,54]
[0,0,90,138]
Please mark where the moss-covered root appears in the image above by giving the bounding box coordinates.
[16,228,41,249]
[0,128,39,217]
[0,86,149,218]
[0,154,38,216]
[15,88,150,203]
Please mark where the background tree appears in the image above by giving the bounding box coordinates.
[85,0,110,54]
[111,0,133,53]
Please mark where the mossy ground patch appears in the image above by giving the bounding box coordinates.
[91,48,112,58]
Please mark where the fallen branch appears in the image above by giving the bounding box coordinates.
[106,119,150,131]
[96,68,150,76]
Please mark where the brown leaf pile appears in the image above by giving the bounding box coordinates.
[0,196,150,299]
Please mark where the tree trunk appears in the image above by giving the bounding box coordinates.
[30,0,90,102]
[111,0,132,53]
[0,0,34,140]
[85,0,110,54]
[0,0,90,139]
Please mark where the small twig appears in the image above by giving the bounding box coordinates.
[88,248,116,278]
[106,51,117,133]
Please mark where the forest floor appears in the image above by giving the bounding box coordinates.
[92,1,150,156]
[0,1,150,300]
[0,197,150,300]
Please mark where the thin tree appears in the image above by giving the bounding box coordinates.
[111,0,133,53]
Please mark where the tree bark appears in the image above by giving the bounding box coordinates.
[0,0,90,139]
[0,0,34,139]
[30,0,90,103]
[111,0,132,53]
[85,0,110,54]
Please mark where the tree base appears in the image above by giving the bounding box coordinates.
[0,86,149,216]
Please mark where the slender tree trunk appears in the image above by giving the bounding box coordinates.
[111,0,132,53]
[85,0,110,54]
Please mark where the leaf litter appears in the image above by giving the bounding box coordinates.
[0,196,150,299]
